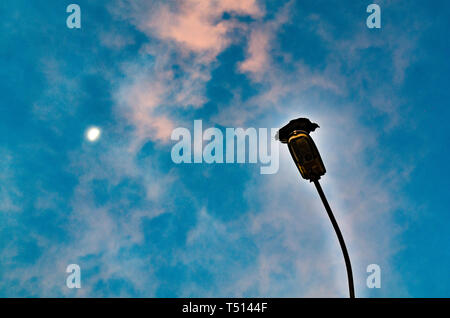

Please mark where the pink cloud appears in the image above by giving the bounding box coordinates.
[239,29,271,79]
[117,74,175,146]
[112,0,265,147]
[143,0,263,57]
[237,2,293,82]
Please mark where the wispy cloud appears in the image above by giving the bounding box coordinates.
[110,0,266,147]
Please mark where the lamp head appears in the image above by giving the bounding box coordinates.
[277,118,326,181]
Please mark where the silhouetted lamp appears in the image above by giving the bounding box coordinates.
[277,117,355,298]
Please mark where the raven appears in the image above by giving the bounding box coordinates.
[276,118,319,143]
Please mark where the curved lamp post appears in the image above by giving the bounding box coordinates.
[277,118,355,298]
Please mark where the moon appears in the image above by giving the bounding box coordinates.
[86,127,101,142]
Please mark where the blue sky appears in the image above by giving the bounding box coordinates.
[0,0,449,297]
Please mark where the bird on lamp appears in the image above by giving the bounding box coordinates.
[276,117,320,143]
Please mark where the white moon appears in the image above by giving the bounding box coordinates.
[86,127,101,142]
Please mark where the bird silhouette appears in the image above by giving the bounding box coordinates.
[276,118,319,143]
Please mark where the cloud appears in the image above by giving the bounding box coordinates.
[116,72,175,146]
[111,0,266,147]
[238,1,291,80]
[31,58,83,128]
[0,137,175,296]
[142,0,262,56]
[239,28,271,78]
[100,30,135,50]
[0,149,22,213]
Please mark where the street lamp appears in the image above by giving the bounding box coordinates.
[277,118,355,298]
